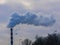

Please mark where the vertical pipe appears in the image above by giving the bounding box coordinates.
[10,28,13,45]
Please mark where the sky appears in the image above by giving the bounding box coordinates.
[0,0,60,45]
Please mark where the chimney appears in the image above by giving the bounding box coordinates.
[10,28,13,45]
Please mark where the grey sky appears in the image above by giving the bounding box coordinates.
[0,0,60,45]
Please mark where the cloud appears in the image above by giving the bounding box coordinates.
[0,23,10,45]
[0,0,60,13]
[7,12,56,28]
[0,0,7,5]
[0,23,7,31]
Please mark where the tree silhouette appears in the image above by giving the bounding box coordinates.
[32,33,59,45]
[46,33,58,45]
[32,37,45,45]
[22,39,32,45]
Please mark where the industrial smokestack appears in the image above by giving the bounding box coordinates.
[10,28,13,45]
[7,12,56,45]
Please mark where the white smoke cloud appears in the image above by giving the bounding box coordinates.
[7,12,56,28]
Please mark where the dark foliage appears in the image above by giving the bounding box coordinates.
[22,39,32,45]
[46,34,58,45]
[32,33,60,45]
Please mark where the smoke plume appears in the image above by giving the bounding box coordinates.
[7,12,56,28]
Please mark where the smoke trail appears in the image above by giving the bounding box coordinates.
[7,12,56,28]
